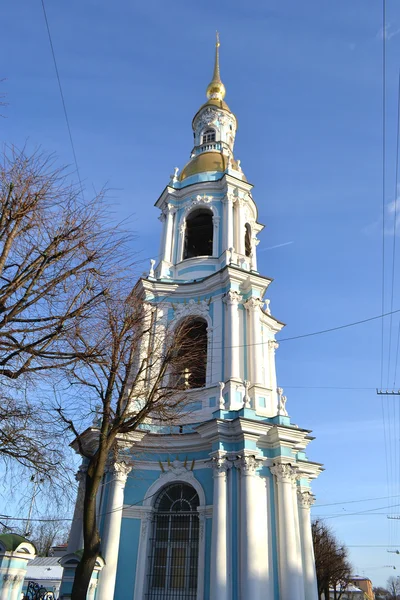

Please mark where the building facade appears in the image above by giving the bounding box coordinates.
[61,37,323,600]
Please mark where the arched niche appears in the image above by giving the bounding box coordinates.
[245,223,252,257]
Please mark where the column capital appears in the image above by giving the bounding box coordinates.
[158,212,166,222]
[89,581,98,591]
[297,490,315,508]
[234,454,259,476]
[75,464,87,483]
[2,574,13,584]
[270,462,297,484]
[244,297,263,312]
[268,340,279,351]
[108,460,132,483]
[222,290,242,306]
[210,454,231,478]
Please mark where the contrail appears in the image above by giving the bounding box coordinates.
[258,241,294,252]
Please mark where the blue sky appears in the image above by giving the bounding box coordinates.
[3,0,400,588]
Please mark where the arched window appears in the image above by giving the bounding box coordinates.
[147,483,200,598]
[245,223,252,257]
[202,128,216,143]
[183,209,213,259]
[172,317,207,389]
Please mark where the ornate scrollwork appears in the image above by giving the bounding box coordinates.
[210,455,230,478]
[222,290,242,306]
[234,454,258,476]
[109,460,132,483]
[270,462,297,484]
[174,299,210,320]
[297,490,315,508]
[244,297,263,312]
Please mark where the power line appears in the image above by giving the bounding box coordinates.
[40,0,83,191]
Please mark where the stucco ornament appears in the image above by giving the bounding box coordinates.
[210,454,230,477]
[243,380,251,408]
[218,381,225,409]
[174,298,209,320]
[297,490,315,508]
[235,454,259,476]
[270,463,298,484]
[222,290,242,306]
[196,107,220,127]
[277,387,288,416]
[109,460,132,483]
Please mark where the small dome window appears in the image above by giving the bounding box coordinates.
[202,129,216,144]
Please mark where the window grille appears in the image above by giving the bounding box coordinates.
[146,483,200,599]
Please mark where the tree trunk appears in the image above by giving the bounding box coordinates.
[70,460,103,600]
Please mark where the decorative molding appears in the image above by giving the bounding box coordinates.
[222,290,242,306]
[109,460,132,483]
[174,299,210,321]
[244,297,263,312]
[209,455,231,478]
[297,490,315,509]
[270,463,298,484]
[234,454,259,476]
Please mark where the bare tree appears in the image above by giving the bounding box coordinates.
[312,519,352,600]
[387,577,400,600]
[56,288,207,600]
[0,146,126,477]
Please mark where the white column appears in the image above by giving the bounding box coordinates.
[66,465,87,554]
[10,574,24,600]
[244,297,264,385]
[268,340,279,396]
[1,574,12,600]
[292,488,306,600]
[222,194,234,253]
[236,198,245,256]
[96,461,132,600]
[133,510,154,600]
[88,580,98,600]
[298,491,318,600]
[163,204,175,263]
[222,291,242,381]
[210,455,230,600]
[236,455,261,600]
[212,216,220,257]
[270,463,303,600]
[177,220,186,263]
[157,212,166,262]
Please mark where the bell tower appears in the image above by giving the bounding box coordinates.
[62,35,322,600]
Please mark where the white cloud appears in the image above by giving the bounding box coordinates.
[377,23,400,41]
[258,241,294,252]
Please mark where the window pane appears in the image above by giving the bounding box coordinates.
[170,547,186,589]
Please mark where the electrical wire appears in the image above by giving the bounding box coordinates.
[40,0,83,192]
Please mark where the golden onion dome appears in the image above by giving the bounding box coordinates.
[179,152,241,182]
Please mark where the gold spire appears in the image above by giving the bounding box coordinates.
[206,31,226,101]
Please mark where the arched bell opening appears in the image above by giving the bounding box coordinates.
[183,209,213,259]
[245,223,252,258]
[146,482,200,598]
[171,317,207,390]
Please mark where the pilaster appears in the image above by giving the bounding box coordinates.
[210,453,231,600]
[222,291,242,386]
[297,490,318,600]
[235,454,263,600]
[244,297,264,386]
[66,464,87,554]
[270,462,304,600]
